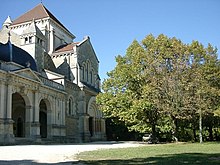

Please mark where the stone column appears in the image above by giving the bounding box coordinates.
[31,91,41,142]
[25,106,32,137]
[61,100,66,125]
[0,83,5,118]
[50,97,55,125]
[6,84,12,119]
[93,118,97,136]
[97,119,100,132]
[60,100,65,138]
[59,100,61,125]
[0,83,6,144]
[79,114,90,142]
[33,91,39,122]
[47,109,52,139]
[4,83,14,144]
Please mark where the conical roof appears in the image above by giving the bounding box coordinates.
[3,16,12,25]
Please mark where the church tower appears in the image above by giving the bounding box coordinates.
[20,20,46,71]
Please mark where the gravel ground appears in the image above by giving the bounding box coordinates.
[0,141,141,164]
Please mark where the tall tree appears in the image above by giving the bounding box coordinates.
[98,34,220,142]
[185,41,220,143]
[141,34,192,141]
[97,39,160,137]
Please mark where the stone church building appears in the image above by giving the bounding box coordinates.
[0,3,106,144]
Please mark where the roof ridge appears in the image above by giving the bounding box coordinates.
[40,3,50,17]
[11,3,49,25]
[11,3,74,37]
[42,5,72,34]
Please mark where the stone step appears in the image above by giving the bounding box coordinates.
[14,138,35,145]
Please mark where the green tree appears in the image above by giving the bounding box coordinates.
[141,34,192,141]
[97,39,159,138]
[98,34,220,142]
[184,41,220,143]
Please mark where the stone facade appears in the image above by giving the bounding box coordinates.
[0,4,106,144]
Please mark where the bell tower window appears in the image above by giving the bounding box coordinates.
[25,37,28,44]
[29,36,33,43]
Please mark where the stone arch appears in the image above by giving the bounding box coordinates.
[68,95,77,116]
[81,62,86,81]
[88,103,96,117]
[39,98,51,138]
[87,97,99,137]
[87,97,96,113]
[12,92,31,137]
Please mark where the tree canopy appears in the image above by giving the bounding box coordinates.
[97,34,220,142]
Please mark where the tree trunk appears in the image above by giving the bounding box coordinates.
[151,123,157,144]
[172,116,178,142]
[199,109,203,143]
[152,124,156,136]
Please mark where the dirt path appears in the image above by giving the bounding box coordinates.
[0,141,141,164]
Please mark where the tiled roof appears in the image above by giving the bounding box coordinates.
[54,42,82,53]
[54,43,74,53]
[11,3,71,34]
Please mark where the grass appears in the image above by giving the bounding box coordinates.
[74,142,220,165]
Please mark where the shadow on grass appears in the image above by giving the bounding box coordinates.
[73,153,220,165]
[0,160,73,165]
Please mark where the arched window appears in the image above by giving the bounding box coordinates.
[68,98,72,115]
[86,62,89,82]
[29,36,33,43]
[40,39,43,46]
[82,64,86,81]
[25,37,28,44]
[90,69,94,84]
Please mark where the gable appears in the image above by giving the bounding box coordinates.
[77,37,99,71]
[11,68,42,83]
[56,59,75,81]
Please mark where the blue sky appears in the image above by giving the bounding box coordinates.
[0,0,219,80]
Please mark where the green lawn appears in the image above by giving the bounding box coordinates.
[74,142,220,165]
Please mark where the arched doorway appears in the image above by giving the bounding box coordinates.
[12,93,25,137]
[88,99,97,137]
[39,100,47,138]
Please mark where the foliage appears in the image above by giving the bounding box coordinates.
[97,34,220,142]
